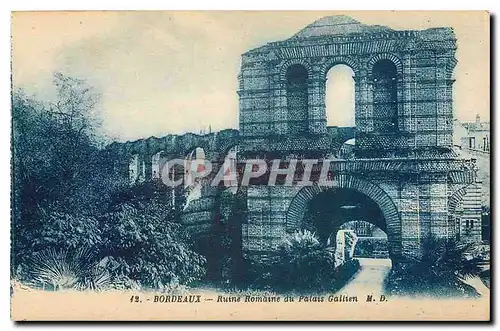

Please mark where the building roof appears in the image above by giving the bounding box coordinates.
[463,122,490,132]
[242,15,455,57]
[290,15,393,39]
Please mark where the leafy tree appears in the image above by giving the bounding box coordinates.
[11,74,117,269]
[12,74,104,208]
[12,73,207,290]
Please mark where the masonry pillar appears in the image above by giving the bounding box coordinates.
[308,60,326,134]
[356,67,373,132]
[399,178,421,258]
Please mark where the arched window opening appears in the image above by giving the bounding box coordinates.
[338,138,356,159]
[301,187,392,267]
[129,154,144,184]
[184,147,209,207]
[152,151,169,179]
[326,64,355,127]
[151,153,160,179]
[186,147,207,185]
[224,146,239,194]
[286,64,309,134]
[372,59,398,133]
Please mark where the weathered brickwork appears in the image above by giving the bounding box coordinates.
[108,129,239,180]
[109,16,482,263]
[238,16,457,157]
[237,16,480,261]
[449,184,483,243]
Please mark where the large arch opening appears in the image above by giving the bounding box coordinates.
[303,188,387,244]
[325,64,355,128]
[300,187,393,279]
[286,178,401,261]
[339,221,389,259]
[372,59,398,133]
[286,64,309,134]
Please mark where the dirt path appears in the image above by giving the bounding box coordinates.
[337,258,392,296]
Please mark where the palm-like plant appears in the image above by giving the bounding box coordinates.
[25,248,111,291]
[423,238,481,275]
[281,229,321,252]
[276,230,336,291]
[389,237,486,297]
[28,249,78,290]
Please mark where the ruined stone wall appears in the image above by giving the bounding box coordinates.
[107,16,482,264]
[236,16,477,262]
[242,157,479,261]
[238,17,457,157]
[107,129,239,237]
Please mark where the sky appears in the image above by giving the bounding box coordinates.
[12,11,489,142]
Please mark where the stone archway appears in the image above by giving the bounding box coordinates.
[286,174,401,259]
[448,184,482,242]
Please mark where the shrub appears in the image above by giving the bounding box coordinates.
[18,248,111,291]
[386,237,485,297]
[354,237,389,258]
[275,230,336,291]
[99,198,206,289]
[27,211,101,251]
[243,230,360,293]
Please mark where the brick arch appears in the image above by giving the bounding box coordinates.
[217,141,239,157]
[279,59,313,82]
[175,132,212,155]
[449,186,468,215]
[334,137,357,159]
[366,53,403,75]
[219,144,239,160]
[181,142,216,160]
[449,184,479,215]
[286,174,401,258]
[148,141,178,157]
[446,57,458,80]
[321,56,360,78]
[327,134,357,158]
[185,145,207,158]
[215,130,240,155]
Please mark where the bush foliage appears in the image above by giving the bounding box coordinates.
[99,195,206,288]
[244,230,360,293]
[19,248,112,291]
[354,237,389,258]
[12,74,206,290]
[386,237,486,297]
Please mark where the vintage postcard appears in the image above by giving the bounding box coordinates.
[10,10,490,321]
